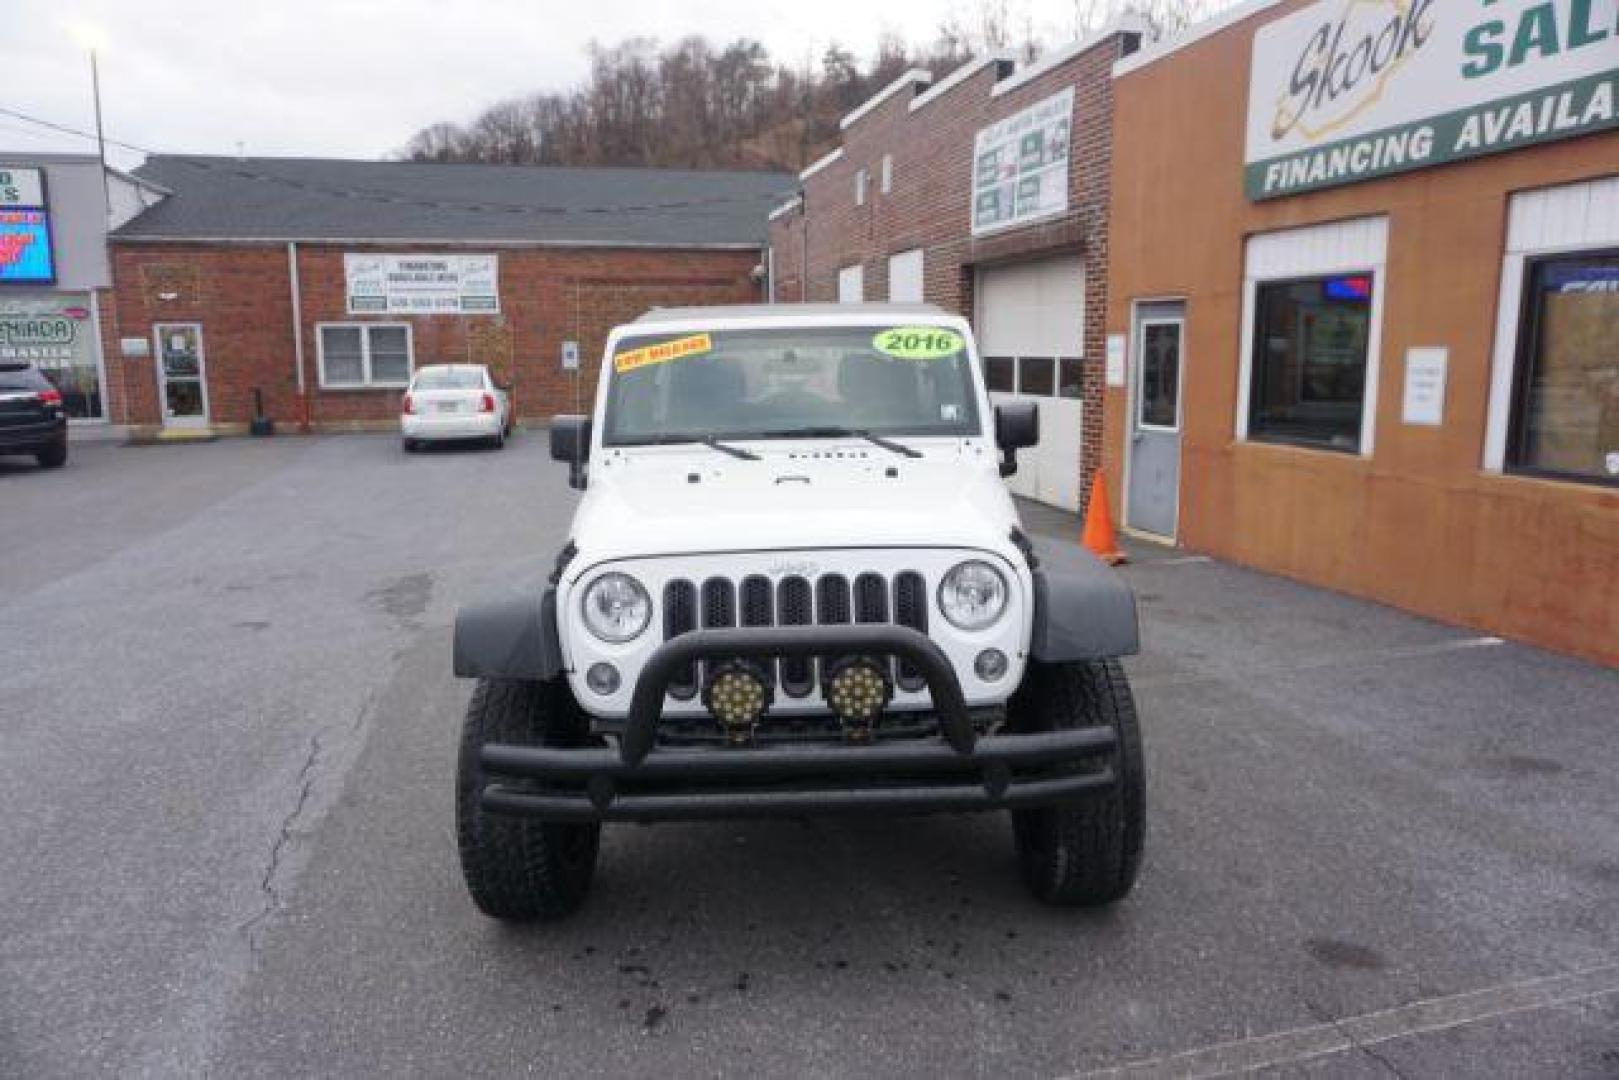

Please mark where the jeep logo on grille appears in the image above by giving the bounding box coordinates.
[765,560,819,578]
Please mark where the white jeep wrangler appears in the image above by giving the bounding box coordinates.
[452,304,1144,920]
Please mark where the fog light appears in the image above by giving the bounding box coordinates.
[974,649,1008,682]
[586,662,621,696]
[823,656,892,740]
[703,660,772,742]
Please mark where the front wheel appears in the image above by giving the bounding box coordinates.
[1009,659,1145,907]
[456,678,601,921]
[36,441,67,468]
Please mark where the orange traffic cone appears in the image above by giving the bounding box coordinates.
[1081,470,1127,566]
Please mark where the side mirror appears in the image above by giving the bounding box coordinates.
[994,401,1039,478]
[550,415,591,490]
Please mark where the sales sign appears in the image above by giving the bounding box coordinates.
[1246,0,1619,200]
[971,87,1074,236]
[0,167,55,286]
[344,253,500,315]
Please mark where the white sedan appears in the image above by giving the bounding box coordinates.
[401,365,512,451]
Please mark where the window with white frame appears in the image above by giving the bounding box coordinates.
[880,154,893,195]
[855,167,868,207]
[1507,251,1619,485]
[1248,274,1374,451]
[888,249,923,303]
[837,264,865,304]
[1487,177,1619,488]
[1238,217,1387,456]
[318,323,413,388]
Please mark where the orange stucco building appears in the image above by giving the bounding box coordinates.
[1103,0,1618,665]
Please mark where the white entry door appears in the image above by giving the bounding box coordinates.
[975,256,1085,511]
[1125,303,1184,539]
[154,323,210,428]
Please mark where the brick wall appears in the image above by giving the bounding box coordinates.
[107,243,763,429]
[769,33,1135,515]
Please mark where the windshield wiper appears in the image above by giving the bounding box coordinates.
[699,435,760,461]
[754,426,922,459]
[637,434,759,460]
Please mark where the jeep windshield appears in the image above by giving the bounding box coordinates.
[602,324,982,447]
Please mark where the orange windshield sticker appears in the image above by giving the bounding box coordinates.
[613,333,713,374]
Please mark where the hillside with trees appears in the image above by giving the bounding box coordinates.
[398,1,1225,172]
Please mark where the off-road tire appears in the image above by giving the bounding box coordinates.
[1009,659,1145,907]
[36,441,67,468]
[401,438,417,454]
[456,677,601,921]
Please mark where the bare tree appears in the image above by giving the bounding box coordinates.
[395,3,1240,172]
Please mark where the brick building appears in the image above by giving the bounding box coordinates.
[105,157,793,434]
[1,154,165,429]
[767,20,1145,512]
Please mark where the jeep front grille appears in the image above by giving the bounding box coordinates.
[662,571,929,700]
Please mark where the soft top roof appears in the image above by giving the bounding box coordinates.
[633,302,950,324]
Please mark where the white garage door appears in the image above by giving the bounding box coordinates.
[975,256,1085,511]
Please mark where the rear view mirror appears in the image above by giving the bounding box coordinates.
[550,415,591,489]
[994,401,1039,478]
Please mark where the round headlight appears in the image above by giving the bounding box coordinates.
[937,560,1009,631]
[580,573,651,642]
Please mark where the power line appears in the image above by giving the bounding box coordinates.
[0,105,790,218]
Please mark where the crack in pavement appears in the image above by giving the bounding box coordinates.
[241,733,322,953]
[235,663,392,955]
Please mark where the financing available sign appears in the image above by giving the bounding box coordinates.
[972,87,1074,235]
[344,253,499,315]
[1246,0,1619,200]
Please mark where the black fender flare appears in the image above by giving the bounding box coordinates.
[453,588,564,681]
[1027,537,1140,662]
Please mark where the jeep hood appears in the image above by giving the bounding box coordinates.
[568,452,1020,570]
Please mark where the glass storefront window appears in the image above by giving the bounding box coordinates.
[1510,251,1619,486]
[0,293,104,420]
[1249,275,1373,452]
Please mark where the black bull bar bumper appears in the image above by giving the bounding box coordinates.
[479,625,1119,823]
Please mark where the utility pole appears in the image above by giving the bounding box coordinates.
[90,48,110,215]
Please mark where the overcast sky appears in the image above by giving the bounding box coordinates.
[2,0,1115,169]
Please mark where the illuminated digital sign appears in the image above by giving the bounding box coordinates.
[1324,275,1373,302]
[0,167,55,286]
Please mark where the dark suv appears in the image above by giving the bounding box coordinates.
[0,363,69,468]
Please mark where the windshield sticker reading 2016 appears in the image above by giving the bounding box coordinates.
[873,328,964,360]
[614,333,713,374]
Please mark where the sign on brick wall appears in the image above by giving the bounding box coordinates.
[344,253,500,315]
[971,87,1074,236]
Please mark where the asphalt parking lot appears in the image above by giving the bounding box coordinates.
[2,434,1616,1078]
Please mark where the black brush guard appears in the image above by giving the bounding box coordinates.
[479,625,1118,822]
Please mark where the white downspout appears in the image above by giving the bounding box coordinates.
[287,241,306,429]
